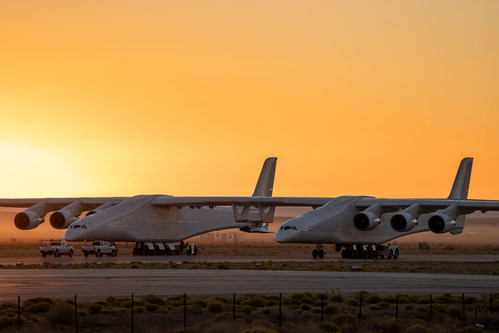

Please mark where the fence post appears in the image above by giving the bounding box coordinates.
[320,295,324,324]
[183,293,187,330]
[462,293,465,320]
[17,296,20,328]
[232,293,236,321]
[279,293,282,329]
[395,294,399,323]
[131,293,134,333]
[429,294,432,322]
[74,295,78,333]
[358,293,363,324]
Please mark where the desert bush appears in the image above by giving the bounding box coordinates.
[133,305,146,313]
[366,294,382,304]
[324,304,338,314]
[143,295,166,306]
[207,301,225,313]
[88,302,103,315]
[435,293,456,303]
[241,305,253,314]
[105,296,122,307]
[446,306,462,319]
[22,297,54,308]
[346,298,359,307]
[25,302,52,314]
[331,313,358,328]
[300,303,311,311]
[328,293,344,303]
[192,297,208,308]
[321,322,341,332]
[211,296,230,303]
[145,303,162,312]
[404,323,428,333]
[241,296,266,308]
[464,296,480,304]
[366,317,398,333]
[285,292,315,305]
[0,314,35,330]
[383,294,397,304]
[48,301,74,325]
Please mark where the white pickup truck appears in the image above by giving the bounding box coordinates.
[82,241,117,257]
[40,240,74,257]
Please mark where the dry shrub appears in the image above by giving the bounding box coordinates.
[207,301,225,313]
[404,323,428,333]
[47,301,74,326]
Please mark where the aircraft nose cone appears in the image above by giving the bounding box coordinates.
[274,225,298,243]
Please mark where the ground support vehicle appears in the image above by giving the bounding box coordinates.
[82,241,117,257]
[339,244,399,259]
[132,241,198,256]
[40,240,74,257]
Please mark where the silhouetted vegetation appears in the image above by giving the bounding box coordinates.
[0,291,497,332]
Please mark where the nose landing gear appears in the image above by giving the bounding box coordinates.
[312,244,324,258]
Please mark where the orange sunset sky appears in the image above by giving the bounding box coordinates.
[1,1,499,203]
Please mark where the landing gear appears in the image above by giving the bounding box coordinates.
[312,245,325,258]
[340,244,400,259]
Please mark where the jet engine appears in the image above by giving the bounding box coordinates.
[391,203,420,232]
[428,214,456,234]
[390,213,418,232]
[353,211,380,231]
[14,210,45,230]
[353,204,382,231]
[49,200,84,229]
[50,210,78,229]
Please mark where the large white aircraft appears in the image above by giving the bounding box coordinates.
[4,157,499,258]
[5,158,284,250]
[274,157,499,258]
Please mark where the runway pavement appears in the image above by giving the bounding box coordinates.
[0,269,498,301]
[1,253,499,265]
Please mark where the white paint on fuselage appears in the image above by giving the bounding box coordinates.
[65,195,243,242]
[275,196,452,245]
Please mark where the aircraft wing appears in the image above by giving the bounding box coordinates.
[356,197,499,214]
[150,196,332,208]
[0,197,128,210]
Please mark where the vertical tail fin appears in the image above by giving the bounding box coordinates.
[448,157,473,235]
[448,157,473,200]
[252,157,277,197]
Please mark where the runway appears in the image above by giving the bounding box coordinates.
[0,269,498,301]
[1,253,499,265]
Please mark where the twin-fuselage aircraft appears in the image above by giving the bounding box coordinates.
[5,157,499,258]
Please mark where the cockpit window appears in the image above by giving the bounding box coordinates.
[280,226,297,231]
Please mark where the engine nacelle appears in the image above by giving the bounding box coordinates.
[14,211,45,230]
[391,212,418,232]
[353,211,380,231]
[428,214,456,233]
[50,210,78,229]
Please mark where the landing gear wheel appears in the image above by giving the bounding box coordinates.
[388,250,393,259]
[69,250,73,257]
[318,249,324,259]
[394,249,399,259]
[111,250,117,257]
[312,249,318,258]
